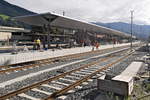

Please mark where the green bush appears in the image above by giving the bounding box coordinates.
[0,14,10,20]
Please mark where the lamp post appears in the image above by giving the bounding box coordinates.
[130,10,134,50]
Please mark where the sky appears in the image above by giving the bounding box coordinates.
[5,0,150,25]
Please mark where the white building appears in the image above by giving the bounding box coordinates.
[0,26,31,46]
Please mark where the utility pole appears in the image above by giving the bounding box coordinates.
[130,10,134,50]
[148,64,150,81]
[63,11,65,16]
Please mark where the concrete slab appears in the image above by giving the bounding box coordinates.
[52,81,70,86]
[97,61,144,96]
[71,73,85,77]
[59,78,76,83]
[66,75,80,80]
[75,72,90,75]
[87,79,93,82]
[0,42,139,65]
[82,82,88,85]
[113,61,144,79]
[18,93,40,100]
[58,95,67,100]
[67,90,75,93]
[32,88,52,95]
[75,86,82,89]
[42,84,62,90]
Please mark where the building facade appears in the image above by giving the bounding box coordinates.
[0,26,31,46]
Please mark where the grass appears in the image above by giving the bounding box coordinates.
[0,14,10,20]
[145,83,150,92]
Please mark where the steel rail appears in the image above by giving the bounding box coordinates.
[0,48,132,100]
[0,55,114,100]
[0,44,136,70]
[0,45,130,74]
[45,51,134,100]
[0,46,109,69]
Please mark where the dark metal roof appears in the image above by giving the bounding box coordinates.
[14,12,130,38]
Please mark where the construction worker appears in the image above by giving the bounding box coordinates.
[33,39,37,50]
[36,38,41,50]
[95,42,100,50]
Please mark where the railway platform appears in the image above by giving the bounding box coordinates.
[0,42,139,66]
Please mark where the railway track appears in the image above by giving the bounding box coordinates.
[0,48,135,100]
[0,45,133,74]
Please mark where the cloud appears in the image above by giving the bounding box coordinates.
[5,0,150,25]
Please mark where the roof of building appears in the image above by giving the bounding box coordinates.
[14,12,131,38]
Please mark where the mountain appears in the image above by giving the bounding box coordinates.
[93,22,150,39]
[0,0,35,17]
[0,0,35,27]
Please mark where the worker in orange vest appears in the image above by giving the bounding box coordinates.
[96,42,100,50]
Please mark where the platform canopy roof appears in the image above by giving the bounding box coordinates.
[14,12,131,38]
